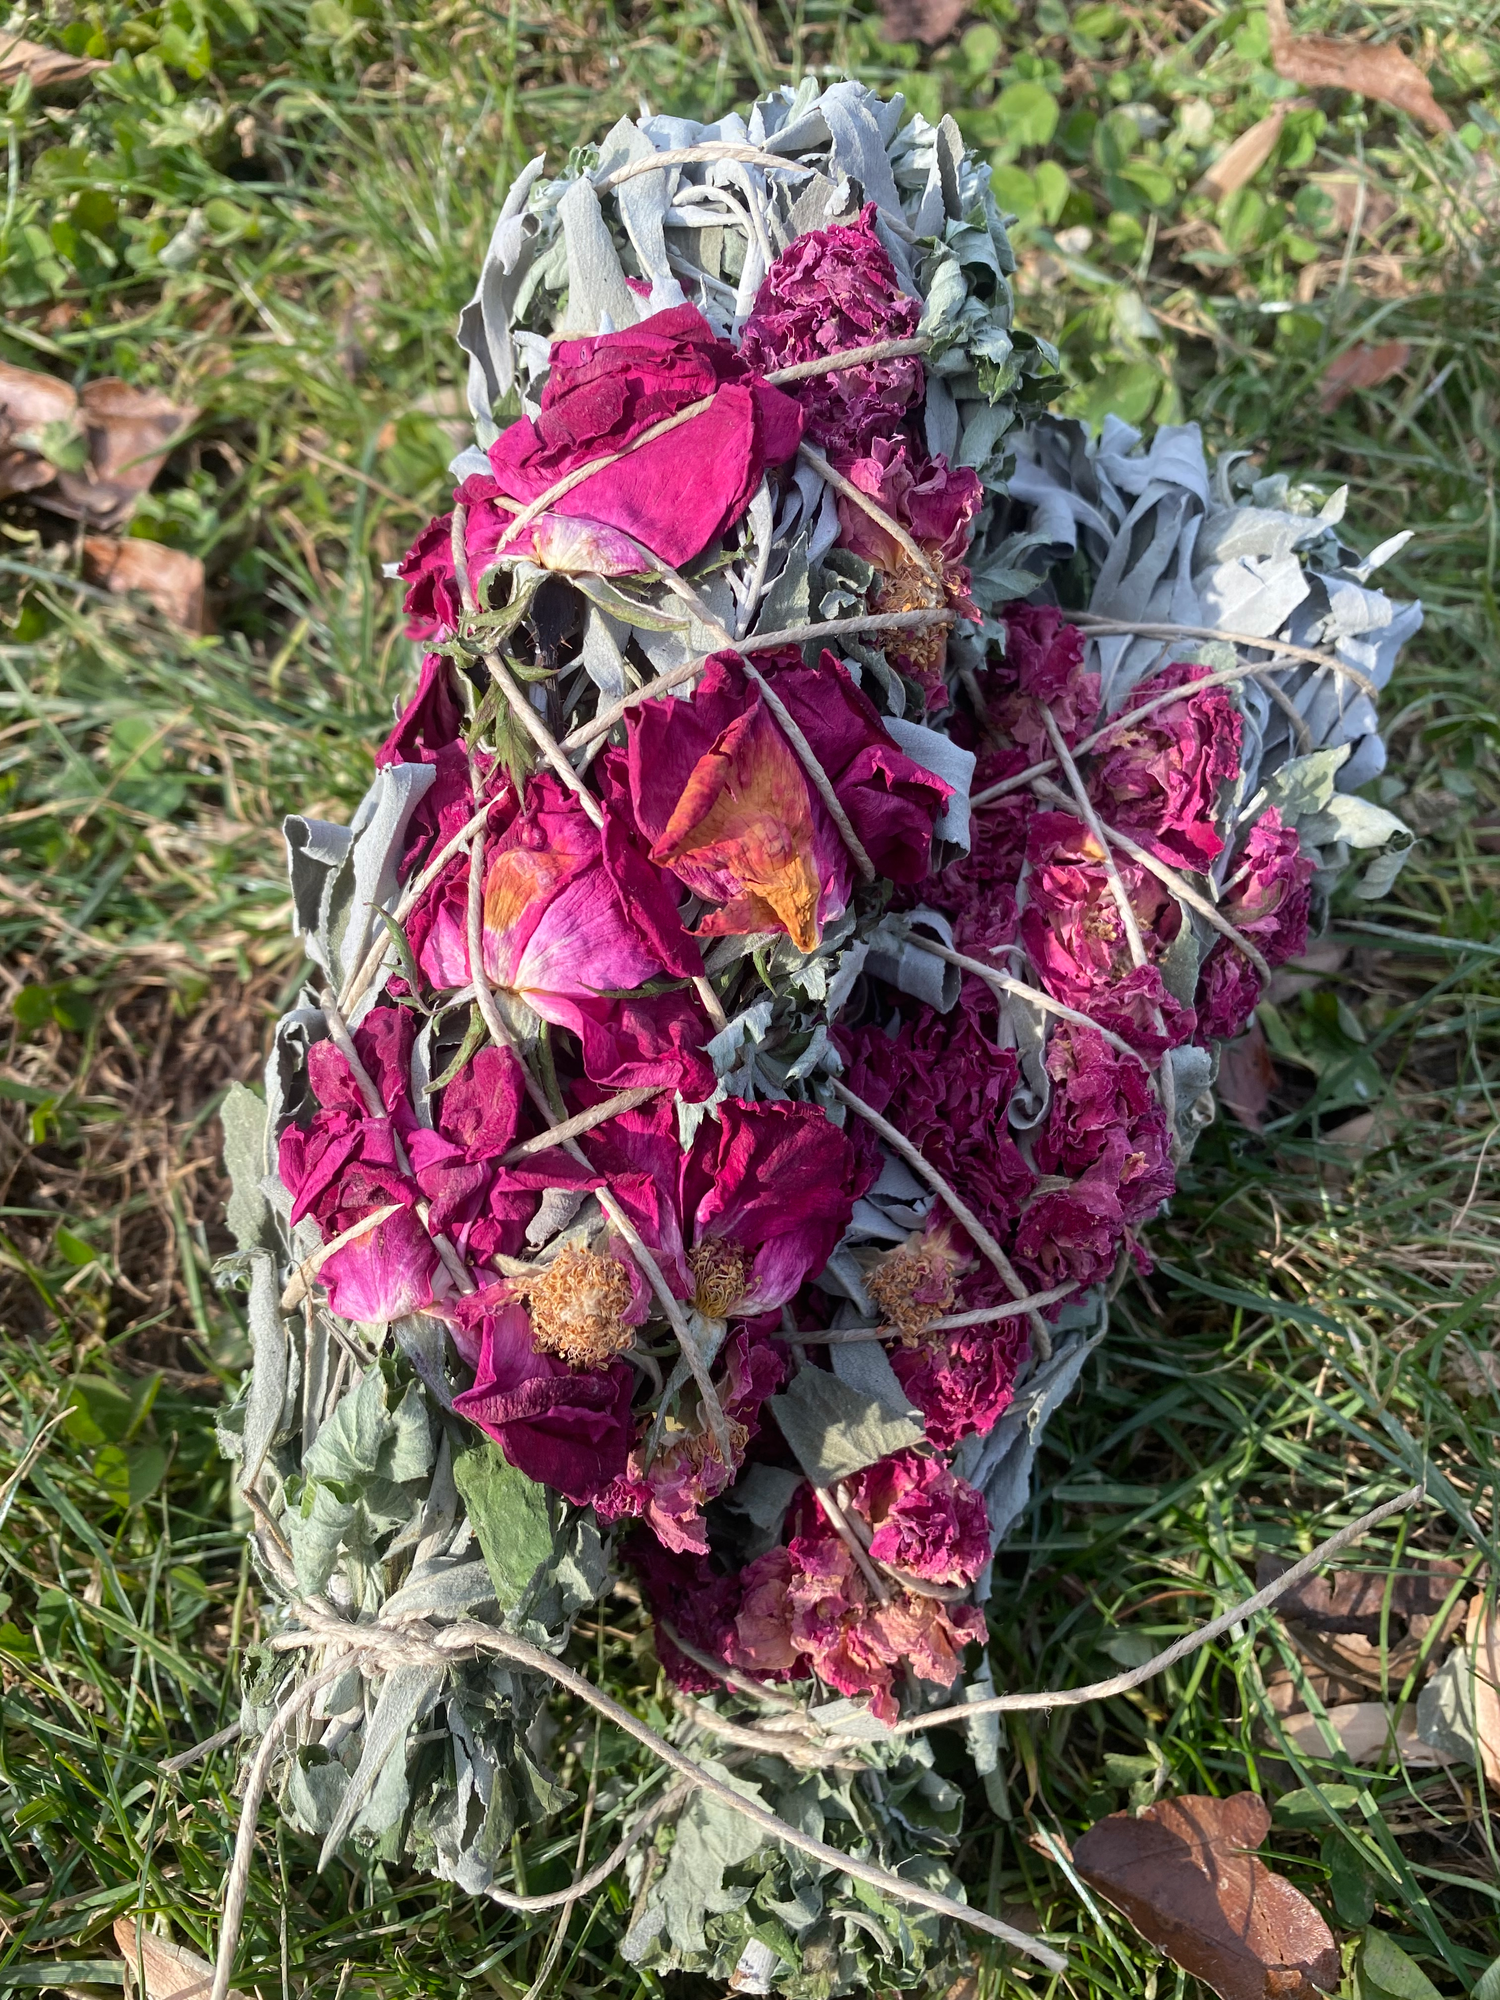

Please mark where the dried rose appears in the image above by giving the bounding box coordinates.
[584,1091,867,1319]
[450,1292,635,1506]
[987,605,1100,760]
[1194,806,1315,1040]
[398,304,804,637]
[847,1448,990,1588]
[891,1314,1028,1451]
[1087,662,1242,871]
[277,1007,443,1323]
[837,994,1035,1251]
[603,649,951,952]
[1021,811,1196,1055]
[596,1326,787,1555]
[728,1487,986,1722]
[739,204,924,459]
[408,775,713,1097]
[833,437,982,714]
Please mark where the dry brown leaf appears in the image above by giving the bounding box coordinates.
[1256,1555,1463,1689]
[1318,341,1412,413]
[881,0,967,46]
[1466,1597,1500,1788]
[0,367,194,527]
[1197,105,1295,200]
[83,536,209,634]
[113,1919,248,2000]
[53,379,198,531]
[0,359,80,501]
[1265,0,1453,134]
[1074,1793,1339,2000]
[1278,1700,1457,1767]
[1216,1019,1278,1130]
[1305,173,1399,242]
[0,35,108,87]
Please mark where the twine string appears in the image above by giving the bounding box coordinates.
[256,1605,1069,1971]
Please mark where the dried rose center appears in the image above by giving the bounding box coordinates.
[517,1242,634,1369]
[676,1414,750,1472]
[687,1239,747,1319]
[870,558,947,675]
[867,1241,957,1345]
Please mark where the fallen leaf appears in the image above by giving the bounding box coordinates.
[0,35,108,87]
[1304,173,1399,242]
[0,360,82,500]
[83,537,209,634]
[1255,1556,1464,1689]
[1265,0,1452,135]
[54,379,198,531]
[0,367,195,528]
[113,1918,248,2000]
[1216,1018,1278,1130]
[1073,1793,1339,2000]
[1467,1597,1500,1787]
[1318,341,1412,414]
[1277,1700,1456,1767]
[880,0,967,45]
[1197,105,1297,200]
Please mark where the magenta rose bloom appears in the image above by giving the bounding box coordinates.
[892,1315,1028,1451]
[451,1292,634,1505]
[1032,1024,1173,1217]
[1087,662,1242,871]
[274,1007,448,1324]
[629,1533,750,1694]
[838,995,1035,1251]
[602,649,951,953]
[1021,811,1195,1055]
[727,1483,986,1722]
[408,774,713,1098]
[833,437,983,714]
[1194,805,1315,1040]
[406,1044,596,1268]
[846,1449,990,1588]
[374,652,494,888]
[917,780,1037,963]
[595,1325,788,1555]
[1012,1023,1174,1290]
[583,1090,867,1319]
[398,305,804,635]
[988,606,1100,761]
[739,204,924,459]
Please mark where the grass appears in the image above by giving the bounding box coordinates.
[1,0,1498,1994]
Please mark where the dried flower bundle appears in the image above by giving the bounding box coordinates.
[217,79,1417,1998]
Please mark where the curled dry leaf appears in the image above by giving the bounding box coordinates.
[0,365,195,528]
[1073,1793,1340,2000]
[83,536,209,634]
[880,0,968,45]
[1318,342,1413,415]
[1196,104,1302,200]
[113,1918,249,2000]
[0,34,108,87]
[1216,1017,1278,1130]
[0,360,80,500]
[1466,1596,1500,1788]
[59,379,199,531]
[1265,0,1453,135]
[1277,1699,1456,1768]
[1256,1555,1464,1690]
